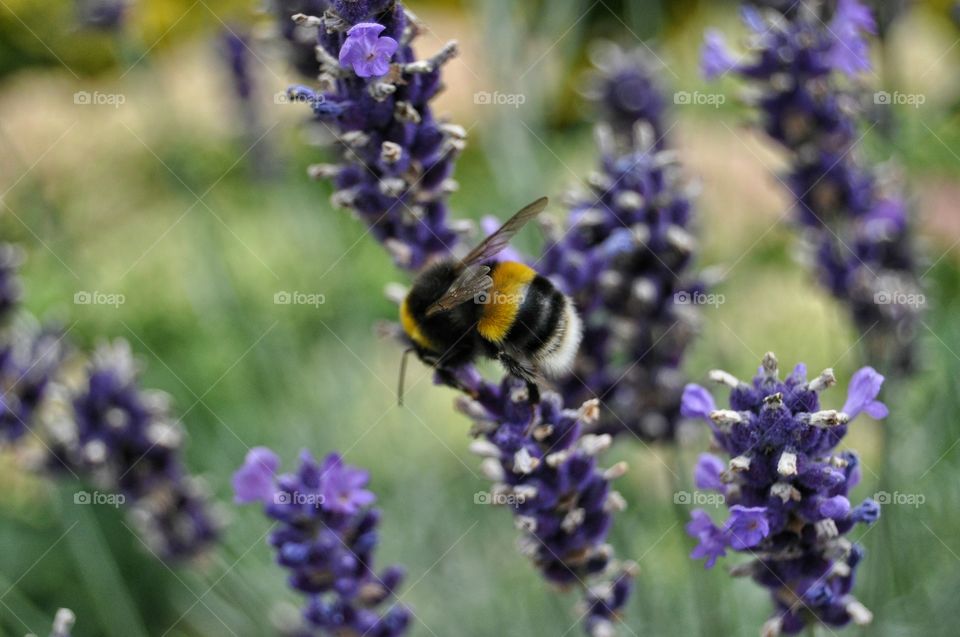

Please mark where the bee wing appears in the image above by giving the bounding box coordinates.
[460,196,548,267]
[425,264,493,317]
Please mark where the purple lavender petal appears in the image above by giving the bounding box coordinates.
[233,447,280,503]
[819,495,851,519]
[694,453,726,491]
[339,22,398,78]
[681,384,716,420]
[724,505,770,550]
[701,30,738,79]
[842,366,887,419]
[827,0,877,75]
[686,509,728,569]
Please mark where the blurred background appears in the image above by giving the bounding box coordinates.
[0,0,958,635]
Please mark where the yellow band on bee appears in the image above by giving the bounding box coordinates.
[400,298,434,350]
[478,261,535,343]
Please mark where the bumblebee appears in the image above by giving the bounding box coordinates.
[398,197,582,403]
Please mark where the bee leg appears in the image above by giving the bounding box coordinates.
[497,352,541,404]
[524,380,540,404]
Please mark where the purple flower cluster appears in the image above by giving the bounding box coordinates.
[456,368,635,637]
[283,1,465,270]
[0,246,63,443]
[682,353,882,635]
[581,44,668,147]
[702,1,922,369]
[281,5,636,632]
[0,244,217,559]
[540,45,704,440]
[0,325,62,443]
[234,447,410,637]
[45,340,220,559]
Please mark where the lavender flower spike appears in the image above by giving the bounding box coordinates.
[457,370,636,637]
[282,6,637,632]
[234,448,410,636]
[702,1,923,371]
[284,3,465,270]
[540,43,706,439]
[44,340,221,559]
[684,353,883,635]
[0,322,62,442]
[0,244,63,443]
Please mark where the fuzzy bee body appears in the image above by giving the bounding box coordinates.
[397,197,582,401]
[400,260,582,376]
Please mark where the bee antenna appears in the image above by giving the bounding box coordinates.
[398,347,415,407]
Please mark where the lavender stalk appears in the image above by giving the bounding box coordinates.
[702,0,923,371]
[682,353,883,634]
[540,44,706,440]
[234,447,410,636]
[44,340,221,559]
[281,3,636,632]
[283,1,465,270]
[0,243,220,559]
[457,370,636,637]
